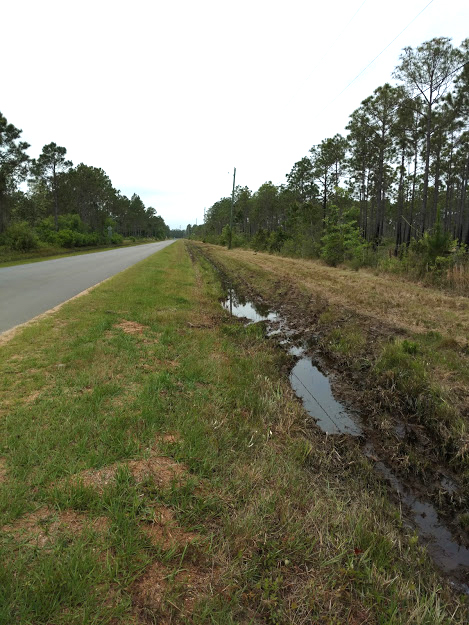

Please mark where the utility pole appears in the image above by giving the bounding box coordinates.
[228,167,236,250]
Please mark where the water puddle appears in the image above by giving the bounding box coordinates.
[374,461,469,590]
[441,477,458,494]
[289,354,362,436]
[222,288,278,324]
[219,280,469,590]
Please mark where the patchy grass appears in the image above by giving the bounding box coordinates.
[0,239,160,267]
[192,243,469,527]
[0,241,467,623]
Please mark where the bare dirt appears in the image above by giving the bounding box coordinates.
[0,458,7,484]
[73,455,187,493]
[140,504,199,550]
[190,242,469,559]
[132,560,217,623]
[2,506,109,547]
[115,320,147,335]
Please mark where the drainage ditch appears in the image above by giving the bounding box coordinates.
[221,284,469,594]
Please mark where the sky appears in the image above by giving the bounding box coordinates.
[1,0,468,229]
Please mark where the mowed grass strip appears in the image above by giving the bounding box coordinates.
[195,243,469,489]
[0,241,466,624]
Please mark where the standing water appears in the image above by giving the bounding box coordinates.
[220,283,469,590]
[288,346,362,436]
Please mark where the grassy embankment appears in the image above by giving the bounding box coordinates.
[193,243,469,521]
[0,241,467,624]
[0,239,161,268]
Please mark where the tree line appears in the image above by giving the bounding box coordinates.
[0,116,169,250]
[191,37,469,269]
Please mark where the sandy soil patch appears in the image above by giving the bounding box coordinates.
[0,458,7,484]
[140,504,198,550]
[2,507,109,547]
[154,433,182,444]
[74,456,187,493]
[132,560,217,621]
[115,320,147,335]
[24,390,42,403]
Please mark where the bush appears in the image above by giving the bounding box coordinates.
[251,228,269,251]
[110,233,123,245]
[5,222,39,251]
[56,229,77,248]
[320,205,366,267]
[267,230,288,253]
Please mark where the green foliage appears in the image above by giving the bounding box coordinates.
[267,230,288,253]
[220,224,231,246]
[251,228,269,251]
[320,205,366,267]
[111,232,123,245]
[409,214,455,268]
[4,222,39,251]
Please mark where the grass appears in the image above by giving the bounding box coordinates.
[191,243,469,526]
[0,241,467,623]
[0,239,161,268]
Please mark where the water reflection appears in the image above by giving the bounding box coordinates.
[290,356,362,436]
[222,288,278,324]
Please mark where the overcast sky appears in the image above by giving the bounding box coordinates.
[2,0,468,229]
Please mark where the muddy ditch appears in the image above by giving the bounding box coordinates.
[191,243,469,593]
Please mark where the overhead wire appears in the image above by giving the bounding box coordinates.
[295,0,369,93]
[290,369,345,433]
[320,0,437,112]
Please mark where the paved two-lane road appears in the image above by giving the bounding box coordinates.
[0,240,176,334]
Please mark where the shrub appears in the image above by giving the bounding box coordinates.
[5,222,39,251]
[56,229,77,248]
[251,228,269,251]
[320,205,366,266]
[110,233,123,245]
[267,230,288,253]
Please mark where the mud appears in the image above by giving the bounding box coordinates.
[191,243,469,593]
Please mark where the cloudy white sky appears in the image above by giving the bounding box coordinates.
[2,0,468,229]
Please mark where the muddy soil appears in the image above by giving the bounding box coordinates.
[189,242,469,590]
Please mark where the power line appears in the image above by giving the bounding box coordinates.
[290,369,343,433]
[285,0,369,109]
[321,0,437,112]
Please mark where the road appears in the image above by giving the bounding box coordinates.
[0,240,176,334]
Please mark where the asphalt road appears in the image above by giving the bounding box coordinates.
[0,240,176,334]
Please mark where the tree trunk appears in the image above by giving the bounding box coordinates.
[421,99,433,234]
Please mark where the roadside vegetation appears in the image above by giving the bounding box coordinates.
[0,114,171,264]
[1,241,467,624]
[187,37,469,294]
[192,241,469,548]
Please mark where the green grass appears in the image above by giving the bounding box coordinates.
[0,241,466,624]
[0,239,161,267]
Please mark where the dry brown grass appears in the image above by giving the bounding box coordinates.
[0,458,7,484]
[218,247,469,344]
[2,507,109,547]
[71,455,187,493]
[132,560,218,622]
[115,320,147,335]
[140,504,198,550]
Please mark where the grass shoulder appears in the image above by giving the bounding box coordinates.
[0,239,163,268]
[0,240,466,623]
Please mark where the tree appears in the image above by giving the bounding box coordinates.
[309,134,347,220]
[0,112,30,233]
[394,38,464,232]
[62,164,116,231]
[32,142,72,230]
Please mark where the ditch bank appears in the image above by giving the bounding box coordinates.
[188,241,469,593]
